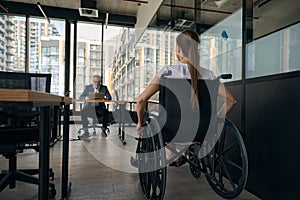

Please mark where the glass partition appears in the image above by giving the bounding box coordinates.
[200,9,242,81]
[246,0,300,78]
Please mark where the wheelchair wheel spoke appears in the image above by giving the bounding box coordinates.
[219,142,238,156]
[217,126,226,153]
[226,159,243,171]
[220,159,236,190]
[217,161,223,185]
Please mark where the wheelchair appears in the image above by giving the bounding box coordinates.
[133,75,248,200]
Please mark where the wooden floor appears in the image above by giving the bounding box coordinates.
[0,125,260,200]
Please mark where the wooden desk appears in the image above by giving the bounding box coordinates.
[0,89,70,200]
[75,99,136,145]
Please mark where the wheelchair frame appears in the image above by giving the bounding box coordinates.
[134,75,248,200]
[135,116,248,200]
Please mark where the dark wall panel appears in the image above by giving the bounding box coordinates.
[245,77,300,199]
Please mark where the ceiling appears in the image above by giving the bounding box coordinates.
[2,0,300,36]
[2,0,243,30]
[3,0,143,16]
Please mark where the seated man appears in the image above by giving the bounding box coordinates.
[79,75,112,137]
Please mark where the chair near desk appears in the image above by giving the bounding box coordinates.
[0,110,56,198]
[77,102,113,138]
[0,71,56,198]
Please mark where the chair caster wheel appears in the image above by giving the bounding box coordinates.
[49,169,54,180]
[49,186,56,199]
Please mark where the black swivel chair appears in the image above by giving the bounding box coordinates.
[0,72,56,197]
[112,90,141,126]
[77,103,112,137]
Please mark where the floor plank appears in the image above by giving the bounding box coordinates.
[0,125,260,200]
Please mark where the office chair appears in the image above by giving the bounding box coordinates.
[112,90,148,125]
[0,72,56,197]
[0,109,56,197]
[112,90,136,126]
[77,104,112,137]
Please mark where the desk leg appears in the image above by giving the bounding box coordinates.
[118,107,122,139]
[61,104,71,199]
[39,106,50,200]
[121,104,126,144]
[117,104,126,145]
[51,106,59,146]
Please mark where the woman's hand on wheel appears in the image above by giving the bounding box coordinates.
[136,122,144,137]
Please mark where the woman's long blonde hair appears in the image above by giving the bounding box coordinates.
[176,30,200,108]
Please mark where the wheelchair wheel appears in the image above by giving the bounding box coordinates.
[202,119,248,199]
[188,144,201,179]
[137,117,167,200]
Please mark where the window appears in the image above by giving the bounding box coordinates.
[0,14,25,72]
[29,17,65,95]
[246,22,300,78]
[200,9,242,81]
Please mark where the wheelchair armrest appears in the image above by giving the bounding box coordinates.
[219,74,232,79]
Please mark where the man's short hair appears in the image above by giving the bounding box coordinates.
[93,75,101,79]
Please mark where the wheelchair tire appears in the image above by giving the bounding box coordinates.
[201,119,248,199]
[137,117,167,200]
[188,145,201,179]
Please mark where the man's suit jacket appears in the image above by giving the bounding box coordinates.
[79,84,112,108]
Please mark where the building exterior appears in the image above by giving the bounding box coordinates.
[0,15,117,96]
[112,29,178,101]
[40,36,65,95]
[0,15,15,71]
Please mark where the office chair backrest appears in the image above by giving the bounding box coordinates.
[0,71,51,124]
[0,71,51,92]
[159,77,219,143]
[29,73,51,93]
[0,72,28,89]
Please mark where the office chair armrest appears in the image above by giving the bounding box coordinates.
[0,110,40,118]
[0,110,40,127]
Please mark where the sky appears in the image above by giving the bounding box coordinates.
[14,16,123,42]
[53,20,122,41]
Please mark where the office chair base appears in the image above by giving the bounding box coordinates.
[0,170,56,198]
[1,168,55,181]
[78,126,110,138]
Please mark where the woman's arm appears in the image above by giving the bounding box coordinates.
[136,76,160,134]
[217,83,237,116]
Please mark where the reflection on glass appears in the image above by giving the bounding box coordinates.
[246,22,300,78]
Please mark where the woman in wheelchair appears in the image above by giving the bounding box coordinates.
[136,30,236,166]
[134,30,248,200]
